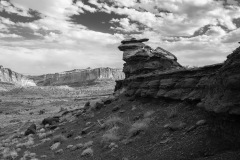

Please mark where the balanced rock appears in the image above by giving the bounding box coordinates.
[118,37,183,78]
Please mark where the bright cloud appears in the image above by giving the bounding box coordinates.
[110,18,140,32]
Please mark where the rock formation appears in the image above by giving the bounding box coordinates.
[0,65,36,86]
[116,38,240,115]
[118,38,182,78]
[30,67,125,86]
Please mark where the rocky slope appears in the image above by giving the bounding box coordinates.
[0,65,36,87]
[30,67,125,87]
[116,38,240,116]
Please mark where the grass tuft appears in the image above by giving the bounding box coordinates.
[104,116,123,128]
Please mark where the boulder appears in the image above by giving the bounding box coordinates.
[25,124,37,136]
[153,47,177,61]
[42,117,60,126]
[94,101,105,110]
[84,101,90,107]
[165,121,186,131]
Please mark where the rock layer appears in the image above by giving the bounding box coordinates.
[115,38,240,115]
[0,65,36,86]
[30,67,125,86]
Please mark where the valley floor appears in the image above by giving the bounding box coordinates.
[1,84,240,160]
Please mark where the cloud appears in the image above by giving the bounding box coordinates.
[0,33,21,38]
[110,18,140,32]
[0,0,32,17]
[90,0,240,36]
[205,26,227,37]
[226,0,239,5]
[76,1,97,13]
[10,0,80,19]
[222,28,240,43]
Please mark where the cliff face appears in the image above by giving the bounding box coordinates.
[30,67,125,86]
[0,65,36,86]
[115,38,240,115]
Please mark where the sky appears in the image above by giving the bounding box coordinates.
[1,0,240,75]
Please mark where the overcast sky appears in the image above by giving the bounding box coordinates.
[1,0,240,75]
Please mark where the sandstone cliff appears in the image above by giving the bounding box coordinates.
[0,65,36,86]
[30,67,125,87]
[115,38,240,115]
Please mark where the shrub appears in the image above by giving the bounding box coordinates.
[129,118,151,137]
[2,148,18,160]
[102,126,120,143]
[104,116,123,128]
[81,148,93,157]
[16,136,34,148]
[51,134,67,144]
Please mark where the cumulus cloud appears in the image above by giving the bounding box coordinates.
[205,26,227,37]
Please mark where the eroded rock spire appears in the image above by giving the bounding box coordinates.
[118,37,183,78]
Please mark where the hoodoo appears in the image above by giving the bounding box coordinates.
[118,38,183,78]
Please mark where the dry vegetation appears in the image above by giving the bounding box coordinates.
[1,82,239,160]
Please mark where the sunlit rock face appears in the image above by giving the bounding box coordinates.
[0,65,36,86]
[30,67,125,87]
[118,38,183,78]
[116,38,240,115]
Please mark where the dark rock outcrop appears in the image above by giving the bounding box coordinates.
[118,38,182,78]
[30,67,125,86]
[116,38,240,115]
[0,65,36,86]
